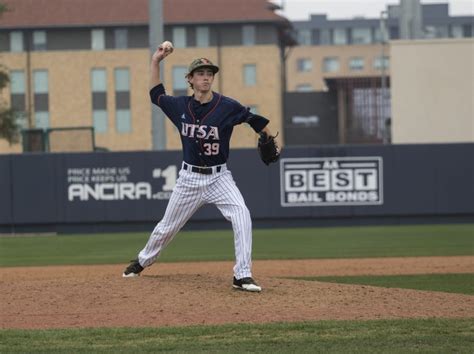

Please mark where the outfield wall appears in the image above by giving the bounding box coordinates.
[1,143,473,233]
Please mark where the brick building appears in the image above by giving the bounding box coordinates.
[0,0,294,153]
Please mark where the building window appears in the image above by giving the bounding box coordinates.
[91,68,107,133]
[91,29,105,50]
[33,30,47,51]
[295,84,313,92]
[172,66,188,96]
[389,26,400,40]
[323,57,340,72]
[34,112,50,130]
[196,26,210,47]
[114,28,128,49]
[374,28,388,43]
[463,24,473,37]
[10,70,25,94]
[91,69,107,92]
[320,29,331,45]
[33,70,49,129]
[115,68,130,92]
[352,27,372,44]
[92,111,107,133]
[451,25,463,38]
[333,28,347,45]
[374,56,390,70]
[424,26,437,39]
[242,25,256,46]
[243,64,257,86]
[116,110,131,133]
[428,26,449,38]
[438,26,449,38]
[173,27,187,48]
[33,70,48,94]
[115,68,131,133]
[297,58,312,72]
[10,70,27,128]
[10,31,23,52]
[349,57,365,71]
[297,29,311,45]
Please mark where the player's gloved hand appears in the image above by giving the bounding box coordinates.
[258,132,280,165]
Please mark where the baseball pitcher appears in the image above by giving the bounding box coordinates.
[123,41,279,292]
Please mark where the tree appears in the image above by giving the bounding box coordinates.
[0,2,21,145]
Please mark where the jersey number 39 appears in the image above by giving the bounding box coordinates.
[203,143,219,155]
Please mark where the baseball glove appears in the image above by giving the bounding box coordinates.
[258,132,280,165]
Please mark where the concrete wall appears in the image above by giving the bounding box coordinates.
[390,38,474,143]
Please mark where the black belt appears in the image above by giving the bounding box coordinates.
[183,163,222,175]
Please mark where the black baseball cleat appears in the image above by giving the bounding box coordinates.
[232,277,262,292]
[122,259,144,277]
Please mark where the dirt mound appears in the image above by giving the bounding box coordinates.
[1,256,473,329]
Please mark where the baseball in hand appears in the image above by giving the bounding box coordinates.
[161,41,174,52]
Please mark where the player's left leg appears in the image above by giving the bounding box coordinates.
[205,170,260,292]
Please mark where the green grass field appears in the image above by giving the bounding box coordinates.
[1,223,473,353]
[0,223,473,267]
[1,319,473,353]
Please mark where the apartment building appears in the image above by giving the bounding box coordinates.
[285,2,473,145]
[0,0,293,154]
[289,2,473,91]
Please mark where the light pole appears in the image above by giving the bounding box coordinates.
[149,0,166,150]
[379,10,390,144]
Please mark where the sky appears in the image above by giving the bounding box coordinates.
[276,0,474,20]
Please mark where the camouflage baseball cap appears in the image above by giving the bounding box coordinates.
[186,58,219,76]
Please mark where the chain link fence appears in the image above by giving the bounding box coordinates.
[22,127,96,153]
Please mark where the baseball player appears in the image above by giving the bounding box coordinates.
[123,41,279,292]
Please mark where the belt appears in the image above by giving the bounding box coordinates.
[183,162,224,175]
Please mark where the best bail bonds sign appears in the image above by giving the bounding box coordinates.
[280,157,383,207]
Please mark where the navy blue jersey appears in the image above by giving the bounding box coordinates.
[150,84,268,166]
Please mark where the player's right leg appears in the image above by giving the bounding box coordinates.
[123,171,203,277]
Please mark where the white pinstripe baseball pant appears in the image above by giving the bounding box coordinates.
[138,163,253,279]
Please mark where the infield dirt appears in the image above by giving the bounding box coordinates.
[1,256,473,329]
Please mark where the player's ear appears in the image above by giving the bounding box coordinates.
[186,75,194,89]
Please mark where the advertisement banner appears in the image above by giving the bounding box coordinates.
[1,143,473,231]
[280,157,383,207]
[55,151,182,223]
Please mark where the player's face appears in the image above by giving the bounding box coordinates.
[189,69,214,92]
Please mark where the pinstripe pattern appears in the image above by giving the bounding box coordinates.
[138,165,253,278]
[204,171,252,279]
